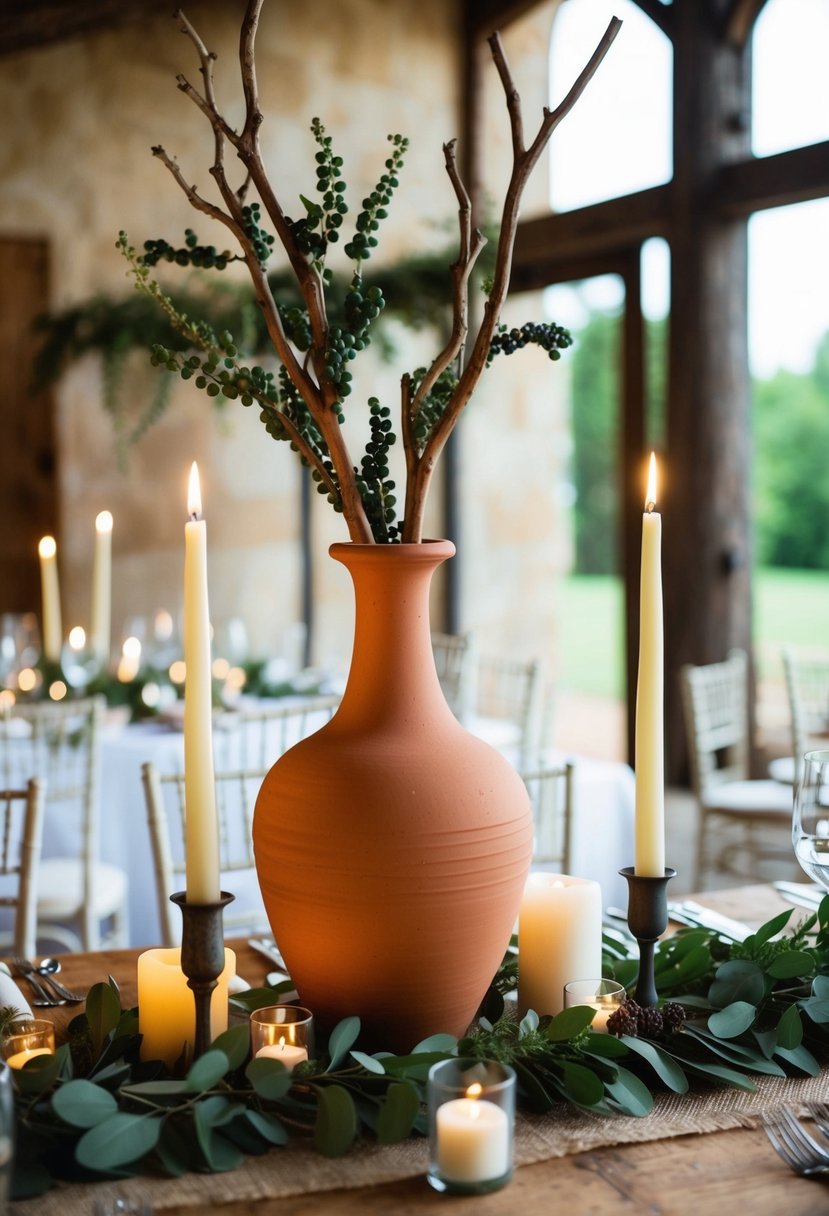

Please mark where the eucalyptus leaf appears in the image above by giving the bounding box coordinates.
[513,1060,557,1113]
[776,1002,804,1050]
[658,944,713,990]
[799,996,829,1024]
[766,950,815,979]
[682,1027,785,1074]
[75,1112,161,1171]
[618,1037,689,1093]
[749,908,793,946]
[562,1061,605,1107]
[581,1033,629,1058]
[211,1024,251,1071]
[812,974,829,999]
[245,1056,293,1100]
[122,1079,191,1101]
[376,1081,420,1143]
[193,1106,246,1172]
[708,960,765,1010]
[604,1065,653,1116]
[327,1016,361,1071]
[350,1050,386,1075]
[52,1079,118,1128]
[707,1001,757,1039]
[411,1033,457,1054]
[186,1049,230,1093]
[315,1084,358,1157]
[380,1051,451,1080]
[545,1005,596,1041]
[774,1042,820,1075]
[246,1108,289,1145]
[14,1044,67,1096]
[666,1053,757,1091]
[85,982,123,1059]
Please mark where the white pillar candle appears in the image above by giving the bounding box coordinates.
[518,873,602,1016]
[635,452,666,877]
[90,510,113,665]
[436,1090,509,1184]
[255,1037,308,1071]
[183,462,220,904]
[38,536,62,663]
[137,946,235,1069]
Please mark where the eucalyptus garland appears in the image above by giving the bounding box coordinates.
[10,899,829,1200]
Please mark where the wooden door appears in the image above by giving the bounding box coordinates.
[0,237,56,613]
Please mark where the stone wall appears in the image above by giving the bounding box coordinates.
[0,0,571,689]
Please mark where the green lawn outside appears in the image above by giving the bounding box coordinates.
[557,567,829,699]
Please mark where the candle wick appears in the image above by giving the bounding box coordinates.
[189,511,201,522]
[645,500,656,514]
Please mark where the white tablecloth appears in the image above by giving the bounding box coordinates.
[96,719,635,948]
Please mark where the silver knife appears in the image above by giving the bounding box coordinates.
[666,901,751,942]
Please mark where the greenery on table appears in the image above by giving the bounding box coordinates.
[11,900,829,1200]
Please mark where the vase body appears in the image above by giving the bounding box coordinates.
[253,540,533,1050]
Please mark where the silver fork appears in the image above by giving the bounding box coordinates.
[762,1108,829,1178]
[12,958,85,1003]
[806,1102,829,1139]
[8,959,65,1006]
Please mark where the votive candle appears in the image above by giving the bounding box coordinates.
[518,873,602,1016]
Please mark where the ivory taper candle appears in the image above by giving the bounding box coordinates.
[38,536,62,663]
[634,452,665,876]
[183,462,220,904]
[90,510,113,665]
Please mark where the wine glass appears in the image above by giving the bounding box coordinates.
[792,749,829,891]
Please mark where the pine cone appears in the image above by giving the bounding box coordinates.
[606,998,641,1036]
[662,1001,685,1033]
[636,1005,664,1037]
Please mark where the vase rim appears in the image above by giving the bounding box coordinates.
[330,538,455,562]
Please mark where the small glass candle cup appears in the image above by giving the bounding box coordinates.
[563,978,625,1033]
[249,1005,314,1070]
[427,1058,516,1195]
[1,1018,56,1069]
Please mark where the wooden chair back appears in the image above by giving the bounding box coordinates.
[679,649,750,800]
[521,762,574,872]
[0,779,45,959]
[142,762,270,946]
[214,693,341,770]
[782,646,829,774]
[431,631,476,718]
[476,654,544,767]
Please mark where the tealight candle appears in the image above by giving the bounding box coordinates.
[427,1059,515,1195]
[563,978,625,1033]
[518,873,602,1017]
[255,1035,308,1071]
[1,1017,55,1068]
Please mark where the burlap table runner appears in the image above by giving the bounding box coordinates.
[12,1070,829,1215]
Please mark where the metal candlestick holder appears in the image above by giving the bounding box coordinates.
[170,890,235,1059]
[619,866,676,1007]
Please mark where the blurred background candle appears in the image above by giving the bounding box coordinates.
[184,462,220,904]
[37,536,62,662]
[90,510,113,665]
[518,873,602,1016]
[635,452,665,876]
[137,946,234,1068]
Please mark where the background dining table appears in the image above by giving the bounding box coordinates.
[13,884,827,1216]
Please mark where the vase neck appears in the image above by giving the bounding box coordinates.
[331,540,456,725]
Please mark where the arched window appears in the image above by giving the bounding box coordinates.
[752,0,829,157]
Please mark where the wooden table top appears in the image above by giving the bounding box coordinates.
[16,884,829,1216]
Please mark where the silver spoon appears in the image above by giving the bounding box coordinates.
[31,958,85,1002]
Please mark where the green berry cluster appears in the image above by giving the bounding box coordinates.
[486,320,573,365]
[410,366,458,450]
[323,276,386,398]
[344,134,408,263]
[241,202,275,265]
[284,118,348,269]
[355,397,399,541]
[141,230,234,270]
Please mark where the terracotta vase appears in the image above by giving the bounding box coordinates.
[253,539,533,1050]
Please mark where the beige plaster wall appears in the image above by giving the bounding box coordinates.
[0,0,572,688]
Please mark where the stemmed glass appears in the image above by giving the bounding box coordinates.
[792,750,829,893]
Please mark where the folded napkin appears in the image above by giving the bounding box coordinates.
[0,963,33,1018]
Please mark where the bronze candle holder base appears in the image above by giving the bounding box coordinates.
[170,890,235,1058]
[618,867,676,1008]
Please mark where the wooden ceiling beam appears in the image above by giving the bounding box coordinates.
[464,0,545,40]
[716,141,829,216]
[510,184,672,289]
[628,0,674,40]
[0,0,172,57]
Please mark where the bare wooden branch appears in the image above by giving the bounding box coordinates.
[400,16,621,541]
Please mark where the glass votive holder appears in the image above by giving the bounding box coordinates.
[563,978,625,1033]
[427,1058,516,1195]
[1,1018,55,1069]
[249,1005,314,1069]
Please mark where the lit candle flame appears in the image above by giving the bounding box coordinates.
[68,625,86,651]
[278,1035,286,1050]
[187,462,202,519]
[465,1082,483,1100]
[95,510,113,535]
[645,451,657,513]
[38,536,56,559]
